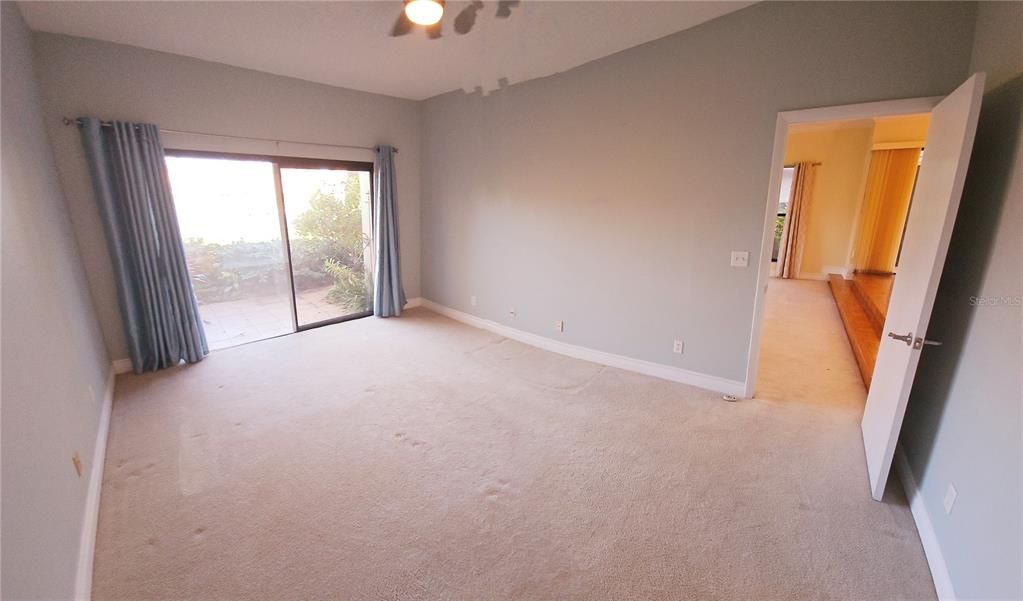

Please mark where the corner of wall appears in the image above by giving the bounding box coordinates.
[73,366,116,601]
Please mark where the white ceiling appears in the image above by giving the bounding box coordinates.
[19,1,753,100]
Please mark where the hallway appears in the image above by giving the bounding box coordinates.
[755,278,867,413]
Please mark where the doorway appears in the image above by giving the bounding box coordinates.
[165,151,374,350]
[762,114,929,390]
[746,74,984,501]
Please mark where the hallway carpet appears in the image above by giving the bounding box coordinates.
[756,278,869,410]
[94,303,935,600]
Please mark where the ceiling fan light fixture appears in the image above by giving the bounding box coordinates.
[404,0,444,26]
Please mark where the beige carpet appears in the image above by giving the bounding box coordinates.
[94,293,936,600]
[756,278,869,411]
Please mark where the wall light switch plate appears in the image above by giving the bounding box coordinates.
[555,320,564,333]
[730,251,749,267]
[673,340,684,354]
[944,483,958,514]
[470,295,477,307]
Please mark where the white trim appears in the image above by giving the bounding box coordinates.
[419,299,745,397]
[404,296,424,309]
[111,358,132,374]
[74,366,115,601]
[744,95,942,398]
[823,264,854,278]
[895,444,957,601]
[798,265,853,281]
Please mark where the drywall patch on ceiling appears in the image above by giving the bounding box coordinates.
[20,1,754,100]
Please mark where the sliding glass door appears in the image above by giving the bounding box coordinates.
[166,155,293,350]
[279,163,373,327]
[165,151,374,350]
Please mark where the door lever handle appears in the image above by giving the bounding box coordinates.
[887,331,914,345]
[913,337,942,349]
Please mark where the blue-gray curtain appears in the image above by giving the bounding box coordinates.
[78,118,207,372]
[373,146,406,317]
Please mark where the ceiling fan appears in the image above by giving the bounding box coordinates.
[391,0,520,39]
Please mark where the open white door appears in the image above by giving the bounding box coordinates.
[861,73,985,501]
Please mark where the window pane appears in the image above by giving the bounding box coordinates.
[773,166,796,262]
[280,167,373,326]
[778,167,795,214]
[166,156,293,349]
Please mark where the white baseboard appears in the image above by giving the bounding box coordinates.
[405,296,424,309]
[111,358,132,374]
[895,444,957,601]
[418,299,746,397]
[798,266,853,281]
[74,365,116,601]
[825,265,854,278]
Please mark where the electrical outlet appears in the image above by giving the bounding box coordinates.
[673,340,684,354]
[730,251,749,267]
[555,320,564,333]
[508,307,516,318]
[944,483,958,514]
[470,295,477,307]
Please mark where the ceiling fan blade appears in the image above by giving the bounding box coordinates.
[454,0,483,34]
[391,11,414,36]
[495,0,519,18]
[426,19,442,39]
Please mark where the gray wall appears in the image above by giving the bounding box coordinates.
[31,33,423,362]
[1,4,111,599]
[901,3,1023,599]
[420,1,977,382]
[6,2,1017,598]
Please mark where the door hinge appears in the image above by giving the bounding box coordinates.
[887,331,913,345]
[913,336,943,349]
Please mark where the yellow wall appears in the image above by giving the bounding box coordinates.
[872,113,931,147]
[779,113,931,278]
[783,122,874,278]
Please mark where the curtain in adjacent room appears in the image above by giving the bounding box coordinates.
[78,118,207,372]
[372,145,406,317]
[776,161,818,279]
[853,148,922,273]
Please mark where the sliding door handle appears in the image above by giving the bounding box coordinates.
[887,331,913,345]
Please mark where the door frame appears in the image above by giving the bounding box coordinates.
[164,148,376,338]
[743,95,942,399]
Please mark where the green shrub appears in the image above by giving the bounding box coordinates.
[324,258,369,311]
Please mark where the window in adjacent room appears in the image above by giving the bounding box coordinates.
[772,166,796,262]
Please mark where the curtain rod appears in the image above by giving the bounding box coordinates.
[61,117,397,154]
[784,161,822,167]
